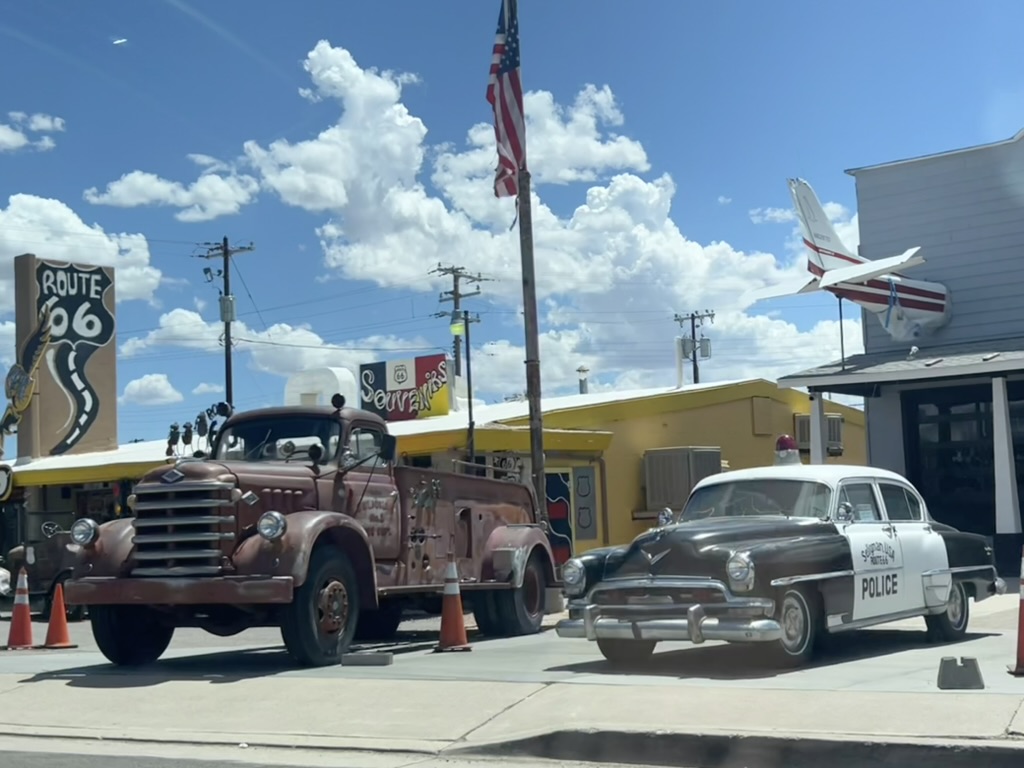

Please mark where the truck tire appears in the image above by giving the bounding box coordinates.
[90,605,174,666]
[925,579,970,642]
[280,546,360,666]
[492,550,547,637]
[353,601,403,642]
[472,592,503,636]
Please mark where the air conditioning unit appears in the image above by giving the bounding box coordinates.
[641,446,722,514]
[793,413,844,456]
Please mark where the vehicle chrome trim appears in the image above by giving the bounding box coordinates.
[134,481,236,495]
[586,576,755,604]
[921,565,1001,578]
[131,515,236,527]
[825,607,925,633]
[556,612,783,644]
[770,569,854,587]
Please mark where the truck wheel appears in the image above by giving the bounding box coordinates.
[280,546,359,666]
[353,601,403,642]
[472,592,503,637]
[598,638,657,665]
[90,605,174,666]
[493,550,547,636]
[925,579,970,642]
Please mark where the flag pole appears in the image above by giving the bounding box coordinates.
[516,167,547,526]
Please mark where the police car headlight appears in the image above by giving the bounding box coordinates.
[561,558,587,596]
[726,552,754,590]
[257,511,287,541]
[70,518,100,546]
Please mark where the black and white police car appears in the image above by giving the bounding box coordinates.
[556,464,1007,667]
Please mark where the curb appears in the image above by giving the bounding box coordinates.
[451,729,1024,768]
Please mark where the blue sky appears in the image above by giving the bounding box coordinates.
[2,0,1024,450]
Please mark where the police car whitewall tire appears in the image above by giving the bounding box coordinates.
[597,638,657,666]
[770,585,820,667]
[925,579,970,643]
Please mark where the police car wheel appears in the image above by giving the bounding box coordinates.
[770,586,819,667]
[925,579,970,643]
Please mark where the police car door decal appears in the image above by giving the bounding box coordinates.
[837,481,910,622]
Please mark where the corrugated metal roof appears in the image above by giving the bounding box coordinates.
[779,336,1024,389]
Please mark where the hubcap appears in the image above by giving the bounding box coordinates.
[947,583,964,628]
[317,579,349,635]
[780,595,807,652]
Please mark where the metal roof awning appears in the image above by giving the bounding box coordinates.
[778,336,1024,394]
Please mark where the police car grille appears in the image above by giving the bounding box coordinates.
[593,586,726,608]
[129,481,237,577]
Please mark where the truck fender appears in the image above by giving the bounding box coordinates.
[479,525,556,589]
[71,518,136,578]
[232,510,378,610]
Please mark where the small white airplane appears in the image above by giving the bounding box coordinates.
[745,178,951,342]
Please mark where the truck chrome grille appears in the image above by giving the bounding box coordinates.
[130,480,237,577]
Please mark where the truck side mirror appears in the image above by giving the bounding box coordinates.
[379,434,397,463]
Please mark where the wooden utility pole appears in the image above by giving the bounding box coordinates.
[431,264,492,376]
[197,237,255,407]
[674,310,715,384]
[517,169,547,514]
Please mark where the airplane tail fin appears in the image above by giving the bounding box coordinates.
[787,178,861,273]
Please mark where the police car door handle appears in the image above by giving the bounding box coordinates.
[882,524,896,537]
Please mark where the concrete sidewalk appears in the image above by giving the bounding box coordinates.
[0,675,1022,761]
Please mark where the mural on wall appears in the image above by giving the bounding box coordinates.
[571,465,597,542]
[359,353,450,422]
[746,178,952,342]
[545,471,573,565]
[0,306,51,460]
[13,254,119,458]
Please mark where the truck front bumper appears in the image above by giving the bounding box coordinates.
[65,576,294,606]
[555,577,782,645]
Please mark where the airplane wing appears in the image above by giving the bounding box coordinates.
[742,276,820,305]
[817,247,924,289]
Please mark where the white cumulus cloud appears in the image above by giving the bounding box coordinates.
[192,381,225,395]
[119,373,184,406]
[0,111,66,153]
[86,40,863,399]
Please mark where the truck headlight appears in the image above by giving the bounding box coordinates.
[257,511,287,541]
[561,558,587,596]
[70,518,100,546]
[726,552,754,590]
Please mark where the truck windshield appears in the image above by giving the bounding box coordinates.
[680,479,832,521]
[214,417,342,465]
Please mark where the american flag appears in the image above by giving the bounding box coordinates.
[486,0,526,198]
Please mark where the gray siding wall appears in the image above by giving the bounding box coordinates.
[865,387,905,474]
[853,135,1024,355]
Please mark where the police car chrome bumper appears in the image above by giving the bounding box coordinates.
[555,577,781,645]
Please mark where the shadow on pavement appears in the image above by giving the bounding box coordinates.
[545,627,998,680]
[12,624,549,687]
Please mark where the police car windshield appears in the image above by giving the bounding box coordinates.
[681,479,832,521]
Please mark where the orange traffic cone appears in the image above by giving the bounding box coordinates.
[3,568,34,650]
[1008,548,1024,676]
[434,551,471,653]
[37,582,77,650]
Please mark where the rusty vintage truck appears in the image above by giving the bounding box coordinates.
[64,394,558,667]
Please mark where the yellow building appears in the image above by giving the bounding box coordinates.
[388,378,865,557]
[2,378,864,564]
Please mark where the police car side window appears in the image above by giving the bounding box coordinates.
[879,483,916,521]
[839,483,881,522]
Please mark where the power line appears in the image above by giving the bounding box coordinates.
[673,310,715,384]
[430,263,492,376]
[194,236,255,407]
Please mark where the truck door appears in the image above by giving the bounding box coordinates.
[836,479,908,622]
[338,424,401,561]
[877,481,950,613]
